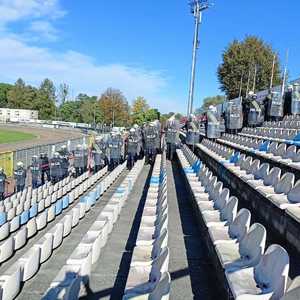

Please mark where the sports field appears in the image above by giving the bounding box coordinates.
[0,129,36,144]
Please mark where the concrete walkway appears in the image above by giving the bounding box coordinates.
[81,165,151,300]
[167,160,225,300]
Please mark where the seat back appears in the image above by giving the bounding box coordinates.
[287,180,300,204]
[239,223,266,268]
[284,145,296,160]
[254,163,270,180]
[220,196,238,224]
[280,275,300,300]
[214,188,230,211]
[229,208,251,242]
[254,245,289,299]
[210,182,223,200]
[268,142,278,154]
[274,173,295,195]
[248,159,260,175]
[149,272,171,300]
[263,167,281,187]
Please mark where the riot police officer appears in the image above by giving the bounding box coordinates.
[127,128,139,169]
[14,161,26,192]
[165,116,179,160]
[108,133,122,170]
[92,146,102,173]
[144,123,158,164]
[83,144,88,172]
[39,153,50,185]
[291,83,300,115]
[206,105,220,140]
[50,152,62,184]
[59,145,70,178]
[30,155,40,189]
[74,144,84,177]
[0,168,7,200]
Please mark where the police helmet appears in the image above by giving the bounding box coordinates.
[54,152,60,158]
[17,161,24,168]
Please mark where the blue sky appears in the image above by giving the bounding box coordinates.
[0,0,300,114]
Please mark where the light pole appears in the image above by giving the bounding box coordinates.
[187,0,210,116]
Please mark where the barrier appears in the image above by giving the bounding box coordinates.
[0,151,14,177]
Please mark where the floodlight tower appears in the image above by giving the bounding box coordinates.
[187,0,210,116]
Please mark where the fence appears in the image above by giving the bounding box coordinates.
[13,136,87,169]
[0,151,14,177]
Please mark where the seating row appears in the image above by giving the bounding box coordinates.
[177,145,294,300]
[200,139,300,210]
[0,168,108,264]
[0,174,91,242]
[123,153,170,299]
[43,159,145,300]
[220,134,300,171]
[263,119,300,130]
[0,163,124,300]
[240,127,300,144]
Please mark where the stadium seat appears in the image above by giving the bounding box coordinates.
[18,245,41,281]
[0,263,21,300]
[35,233,53,263]
[0,236,14,262]
[226,244,289,299]
[208,208,251,245]
[215,223,266,272]
[50,223,64,249]
[14,226,27,250]
[0,222,10,240]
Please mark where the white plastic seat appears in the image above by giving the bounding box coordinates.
[280,276,300,300]
[36,210,48,230]
[248,167,281,190]
[38,198,45,212]
[47,205,56,223]
[0,222,10,240]
[62,214,72,237]
[81,230,104,264]
[66,244,92,284]
[45,195,51,208]
[124,247,169,297]
[36,233,54,263]
[26,217,37,238]
[208,208,251,245]
[18,245,41,281]
[71,207,80,227]
[50,223,64,249]
[131,229,168,267]
[14,226,27,250]
[226,245,289,300]
[202,196,238,228]
[0,264,21,300]
[0,236,14,262]
[215,223,266,272]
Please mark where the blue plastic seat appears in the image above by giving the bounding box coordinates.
[55,199,63,215]
[20,210,29,225]
[0,212,7,226]
[62,195,69,209]
[29,203,38,218]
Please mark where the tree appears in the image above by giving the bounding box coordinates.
[200,95,225,111]
[145,108,160,122]
[131,96,149,125]
[7,78,26,108]
[79,97,102,125]
[34,79,56,119]
[59,101,81,122]
[0,83,13,107]
[218,36,282,99]
[58,83,69,105]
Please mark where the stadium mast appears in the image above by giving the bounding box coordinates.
[187,0,210,116]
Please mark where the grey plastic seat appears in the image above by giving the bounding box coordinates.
[197,187,229,213]
[256,172,294,198]
[280,276,300,300]
[124,247,169,297]
[208,208,251,245]
[215,223,266,272]
[279,145,297,165]
[240,159,260,182]
[248,167,281,190]
[269,179,300,209]
[226,244,289,300]
[202,196,238,228]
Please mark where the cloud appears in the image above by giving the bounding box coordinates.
[28,20,58,41]
[0,36,169,106]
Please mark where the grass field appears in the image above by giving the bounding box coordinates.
[0,129,36,144]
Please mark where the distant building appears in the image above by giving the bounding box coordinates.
[0,108,38,123]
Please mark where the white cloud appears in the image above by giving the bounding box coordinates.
[0,0,65,25]
[0,36,169,106]
[28,20,58,41]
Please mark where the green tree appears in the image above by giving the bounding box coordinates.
[0,83,13,107]
[131,96,150,125]
[145,108,160,122]
[200,95,225,111]
[99,88,130,127]
[7,78,26,108]
[34,79,56,119]
[58,83,69,105]
[59,101,81,122]
[218,36,282,99]
[79,97,102,125]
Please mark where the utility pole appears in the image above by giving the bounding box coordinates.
[187,0,210,116]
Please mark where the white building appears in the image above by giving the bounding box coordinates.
[0,108,38,123]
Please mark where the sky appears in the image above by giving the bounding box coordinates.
[0,0,300,114]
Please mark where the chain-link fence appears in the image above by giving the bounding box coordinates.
[13,137,87,169]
